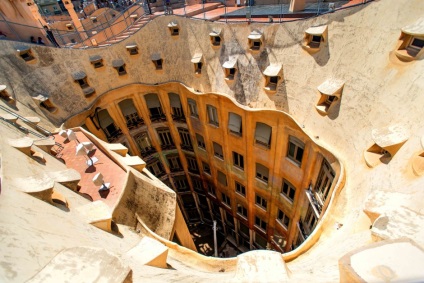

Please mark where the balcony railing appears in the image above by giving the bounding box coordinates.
[305,187,322,217]
[170,166,184,173]
[106,128,123,143]
[140,146,156,160]
[181,144,194,152]
[188,168,200,175]
[126,118,144,130]
[172,114,186,123]
[161,144,176,151]
[150,113,167,122]
[297,220,308,241]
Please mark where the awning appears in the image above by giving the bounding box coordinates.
[222,57,237,68]
[317,79,345,96]
[167,21,178,28]
[305,25,327,36]
[97,109,114,128]
[72,71,87,80]
[112,59,125,68]
[372,124,409,148]
[191,53,202,63]
[118,99,137,116]
[151,53,161,61]
[126,44,137,49]
[32,94,48,102]
[209,30,221,37]
[248,30,263,40]
[263,64,282,77]
[16,45,30,55]
[89,55,102,63]
[168,93,181,107]
[144,93,161,108]
[401,17,424,36]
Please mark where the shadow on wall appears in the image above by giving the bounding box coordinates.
[311,44,331,67]
[326,94,341,120]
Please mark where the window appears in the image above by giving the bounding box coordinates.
[217,170,227,186]
[315,159,335,204]
[144,93,165,121]
[174,176,190,192]
[147,159,165,177]
[113,60,126,76]
[409,37,424,53]
[157,128,175,150]
[118,99,143,129]
[186,155,199,174]
[228,112,242,136]
[192,177,203,192]
[194,62,202,74]
[248,31,263,51]
[97,109,122,142]
[178,128,193,151]
[281,179,296,202]
[188,99,199,118]
[134,132,154,156]
[226,68,236,80]
[304,205,318,234]
[207,183,215,196]
[213,142,224,159]
[152,58,163,70]
[17,46,35,62]
[168,22,179,36]
[221,192,231,207]
[287,136,304,166]
[255,122,272,148]
[237,203,248,218]
[255,194,267,210]
[254,233,267,249]
[277,209,290,229]
[239,221,250,239]
[210,31,221,46]
[255,216,267,232]
[233,151,244,170]
[126,45,138,55]
[202,162,211,175]
[90,55,103,68]
[167,154,182,172]
[196,133,205,149]
[207,105,219,126]
[169,93,185,121]
[235,181,246,197]
[256,163,269,184]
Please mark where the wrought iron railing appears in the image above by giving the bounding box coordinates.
[0,1,374,49]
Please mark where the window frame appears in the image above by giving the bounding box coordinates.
[213,142,224,160]
[277,209,290,230]
[188,99,199,118]
[287,136,305,166]
[255,194,267,211]
[235,181,246,197]
[281,179,296,203]
[255,163,269,184]
[207,104,219,127]
[232,151,244,170]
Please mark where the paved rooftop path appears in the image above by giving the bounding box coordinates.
[54,131,127,208]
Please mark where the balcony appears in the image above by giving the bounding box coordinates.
[170,166,184,173]
[126,118,144,130]
[297,220,308,242]
[161,144,177,151]
[140,147,156,160]
[188,167,200,175]
[172,114,186,123]
[305,187,322,217]
[181,144,194,152]
[106,128,123,143]
[150,113,167,122]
